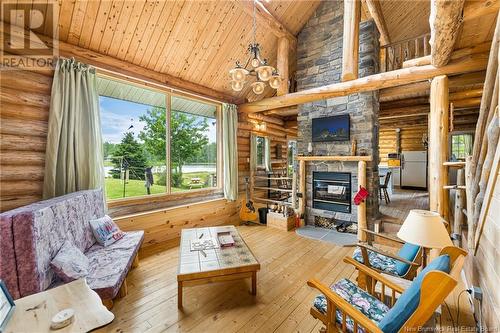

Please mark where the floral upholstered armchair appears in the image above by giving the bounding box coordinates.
[308,254,457,333]
[352,229,423,286]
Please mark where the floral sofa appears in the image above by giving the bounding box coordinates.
[0,189,143,302]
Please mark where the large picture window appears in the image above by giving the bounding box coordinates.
[98,76,220,201]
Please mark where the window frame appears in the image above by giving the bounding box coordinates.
[448,131,474,161]
[98,72,223,207]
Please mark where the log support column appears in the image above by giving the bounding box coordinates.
[277,37,289,96]
[429,75,449,220]
[342,0,361,81]
[357,161,367,241]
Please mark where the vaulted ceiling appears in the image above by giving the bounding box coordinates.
[3,0,498,104]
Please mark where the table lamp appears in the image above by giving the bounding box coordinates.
[397,209,453,267]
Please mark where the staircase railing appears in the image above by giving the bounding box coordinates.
[381,33,431,72]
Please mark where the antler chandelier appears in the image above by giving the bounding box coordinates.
[229,0,281,94]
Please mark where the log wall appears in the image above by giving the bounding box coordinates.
[0,67,53,212]
[379,122,428,163]
[463,171,500,330]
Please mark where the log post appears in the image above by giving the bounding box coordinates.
[465,156,475,251]
[429,0,465,67]
[299,160,306,216]
[342,0,361,81]
[358,161,367,242]
[277,37,289,96]
[453,168,465,246]
[365,0,390,46]
[429,75,449,220]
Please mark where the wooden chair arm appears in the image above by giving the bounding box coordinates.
[357,243,420,267]
[361,228,405,245]
[343,257,405,294]
[307,279,383,333]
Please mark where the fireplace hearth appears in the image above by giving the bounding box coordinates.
[313,172,351,213]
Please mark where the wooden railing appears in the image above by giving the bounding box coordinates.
[381,33,431,72]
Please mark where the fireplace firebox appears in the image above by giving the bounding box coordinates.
[313,172,351,213]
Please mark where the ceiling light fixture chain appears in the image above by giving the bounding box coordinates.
[229,0,281,95]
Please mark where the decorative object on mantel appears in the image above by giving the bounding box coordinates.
[307,142,313,155]
[229,0,281,94]
[351,139,357,155]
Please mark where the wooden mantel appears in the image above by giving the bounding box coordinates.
[296,155,372,162]
[296,155,370,241]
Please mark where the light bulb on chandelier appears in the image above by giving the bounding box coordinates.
[229,67,248,83]
[231,80,245,92]
[251,81,265,95]
[269,72,281,89]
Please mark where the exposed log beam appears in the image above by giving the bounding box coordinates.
[277,37,289,96]
[449,88,483,100]
[1,22,236,103]
[342,0,361,81]
[239,53,488,113]
[246,113,284,126]
[380,71,485,102]
[364,0,390,45]
[238,0,296,45]
[429,0,466,67]
[463,0,500,22]
[429,75,450,219]
[402,42,491,68]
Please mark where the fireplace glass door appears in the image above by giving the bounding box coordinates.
[313,172,351,213]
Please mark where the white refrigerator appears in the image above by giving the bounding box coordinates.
[401,151,427,189]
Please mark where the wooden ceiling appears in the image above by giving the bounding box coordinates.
[3,0,321,103]
[3,0,497,105]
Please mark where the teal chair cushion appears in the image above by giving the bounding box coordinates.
[378,254,451,333]
[394,243,421,276]
[313,278,389,333]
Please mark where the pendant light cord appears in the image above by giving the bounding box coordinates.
[252,0,257,45]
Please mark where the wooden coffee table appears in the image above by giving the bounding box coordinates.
[177,225,260,308]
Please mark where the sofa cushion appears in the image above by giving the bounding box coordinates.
[353,247,399,275]
[395,243,420,276]
[313,278,389,333]
[85,231,144,299]
[51,241,90,283]
[10,189,105,297]
[0,213,20,299]
[89,215,125,247]
[378,255,451,333]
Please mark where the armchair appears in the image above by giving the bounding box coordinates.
[353,229,423,286]
[308,254,456,333]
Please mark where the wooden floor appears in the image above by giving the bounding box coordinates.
[379,188,430,224]
[98,223,475,332]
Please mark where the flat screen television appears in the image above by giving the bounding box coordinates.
[312,115,350,142]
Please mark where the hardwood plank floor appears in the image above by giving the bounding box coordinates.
[98,222,475,332]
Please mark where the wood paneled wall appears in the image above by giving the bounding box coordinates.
[463,170,500,330]
[0,67,53,212]
[379,123,428,163]
[237,113,297,202]
[115,198,239,257]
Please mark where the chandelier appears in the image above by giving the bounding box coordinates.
[229,0,281,94]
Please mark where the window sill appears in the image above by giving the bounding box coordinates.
[107,187,223,208]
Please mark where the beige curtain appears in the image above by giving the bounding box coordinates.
[222,103,238,201]
[43,58,104,199]
[264,136,272,172]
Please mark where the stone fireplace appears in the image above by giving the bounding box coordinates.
[296,1,380,229]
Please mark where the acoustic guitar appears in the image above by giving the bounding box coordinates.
[239,177,258,222]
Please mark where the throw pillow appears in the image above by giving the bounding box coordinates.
[89,215,125,247]
[378,254,451,333]
[51,241,90,283]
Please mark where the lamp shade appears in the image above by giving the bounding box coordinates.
[397,210,453,249]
